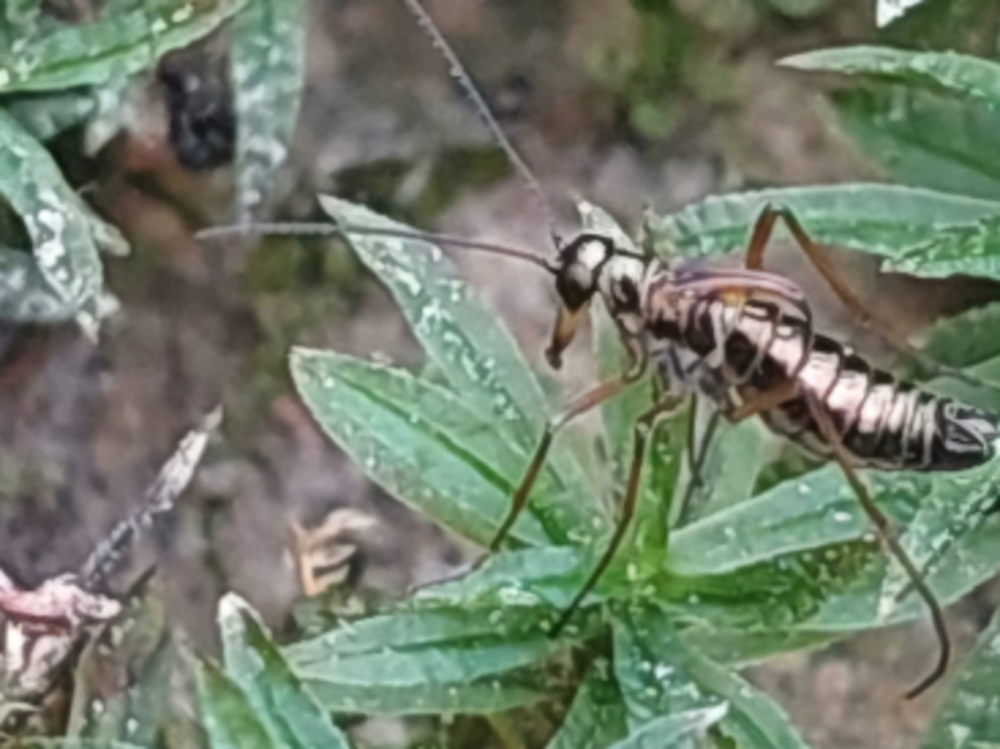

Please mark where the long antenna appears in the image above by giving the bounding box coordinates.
[196,222,557,273]
[400,0,563,252]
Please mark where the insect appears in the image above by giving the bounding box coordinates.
[200,0,1000,699]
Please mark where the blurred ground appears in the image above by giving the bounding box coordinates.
[1,1,999,747]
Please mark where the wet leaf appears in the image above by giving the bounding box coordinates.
[921,606,1000,748]
[218,595,350,749]
[828,84,1000,200]
[290,348,553,547]
[781,47,1000,112]
[546,667,628,749]
[0,108,125,326]
[196,661,273,749]
[282,599,564,715]
[882,214,1000,282]
[614,604,809,747]
[315,197,597,540]
[647,184,1000,266]
[410,546,627,613]
[608,704,730,749]
[0,0,247,94]
[231,0,308,220]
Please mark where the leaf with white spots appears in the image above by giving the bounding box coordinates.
[547,666,629,749]
[315,198,599,542]
[0,109,123,324]
[921,606,1000,748]
[282,601,564,715]
[218,595,351,749]
[231,0,308,221]
[290,348,555,547]
[613,604,809,748]
[0,0,248,94]
[647,184,1000,276]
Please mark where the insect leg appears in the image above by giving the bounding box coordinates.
[490,376,632,551]
[679,406,722,522]
[552,394,686,635]
[746,204,987,390]
[804,390,949,700]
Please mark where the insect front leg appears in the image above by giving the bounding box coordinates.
[745,203,988,390]
[552,394,687,636]
[803,390,949,700]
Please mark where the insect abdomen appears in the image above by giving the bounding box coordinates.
[675,299,999,471]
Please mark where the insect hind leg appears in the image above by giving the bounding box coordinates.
[804,390,950,700]
[746,204,996,394]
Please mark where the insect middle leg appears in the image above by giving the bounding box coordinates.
[490,376,633,551]
[745,204,983,388]
[552,394,686,635]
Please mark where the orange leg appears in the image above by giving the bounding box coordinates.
[745,204,984,389]
[551,394,686,635]
[804,390,949,700]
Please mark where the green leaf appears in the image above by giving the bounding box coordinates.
[781,47,1000,112]
[290,348,552,547]
[607,704,730,749]
[315,197,597,540]
[283,603,561,715]
[546,667,628,749]
[0,0,248,94]
[828,84,1000,200]
[196,661,274,749]
[231,0,308,220]
[882,215,1000,282]
[0,109,124,325]
[665,457,1000,660]
[919,302,1000,370]
[921,607,1000,748]
[646,184,1000,264]
[614,604,810,747]
[411,546,629,615]
[218,595,350,749]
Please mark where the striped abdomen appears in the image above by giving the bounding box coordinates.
[665,298,999,471]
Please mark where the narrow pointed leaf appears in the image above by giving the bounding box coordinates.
[921,607,1000,748]
[196,661,274,749]
[877,0,933,27]
[316,197,598,540]
[283,603,563,715]
[290,348,552,546]
[547,667,628,749]
[781,47,1000,112]
[219,595,349,749]
[0,109,123,324]
[608,704,729,749]
[614,605,810,748]
[231,0,308,220]
[646,185,1000,269]
[0,0,247,94]
[828,84,1000,199]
